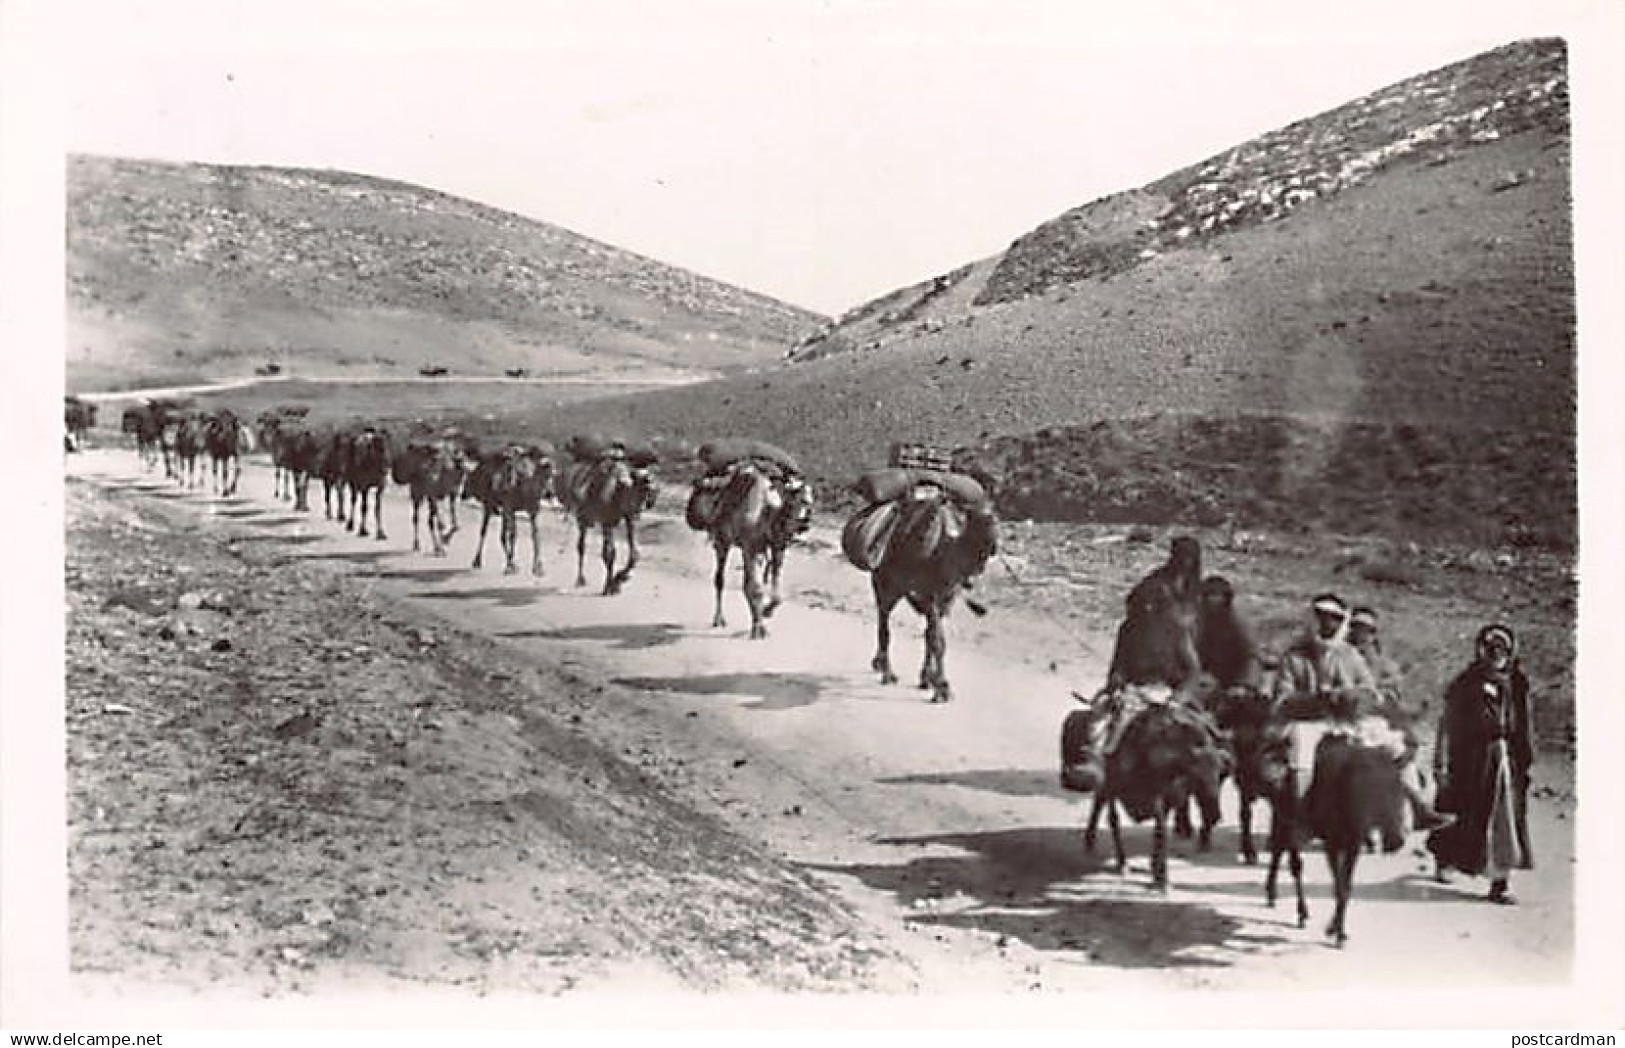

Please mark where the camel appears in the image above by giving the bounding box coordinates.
[204,410,255,496]
[254,407,309,502]
[693,464,814,639]
[170,414,208,490]
[392,438,466,557]
[556,445,658,595]
[465,443,552,574]
[308,428,349,521]
[342,427,392,539]
[255,412,293,500]
[273,423,322,512]
[862,487,996,703]
[1062,685,1231,890]
[65,397,95,450]
[122,405,163,472]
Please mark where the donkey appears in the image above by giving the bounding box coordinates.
[1303,731,1409,946]
[392,438,466,557]
[343,427,392,539]
[1063,685,1230,890]
[1209,684,1277,865]
[556,449,658,595]
[467,444,552,574]
[204,410,255,497]
[865,490,996,703]
[696,465,814,638]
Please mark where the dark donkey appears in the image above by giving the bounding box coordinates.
[1061,685,1230,890]
[557,445,658,595]
[1303,732,1409,946]
[1209,684,1277,865]
[865,489,996,703]
[698,465,814,638]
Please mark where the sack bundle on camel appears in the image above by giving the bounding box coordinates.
[687,439,803,532]
[841,466,993,574]
[559,434,658,505]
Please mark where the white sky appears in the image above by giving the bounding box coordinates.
[53,0,1596,315]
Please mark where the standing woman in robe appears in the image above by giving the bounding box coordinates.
[1428,624,1535,904]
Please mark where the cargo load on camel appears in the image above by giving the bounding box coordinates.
[687,439,804,532]
[842,453,994,574]
[560,434,659,508]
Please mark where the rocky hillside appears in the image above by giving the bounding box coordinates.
[67,157,824,391]
[792,37,1568,361]
[527,37,1573,551]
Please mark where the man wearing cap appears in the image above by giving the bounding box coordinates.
[1272,593,1381,799]
[1348,606,1404,707]
[1346,605,1452,833]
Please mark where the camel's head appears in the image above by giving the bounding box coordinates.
[629,464,658,511]
[778,477,815,537]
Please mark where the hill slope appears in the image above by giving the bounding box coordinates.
[529,37,1574,550]
[66,157,825,391]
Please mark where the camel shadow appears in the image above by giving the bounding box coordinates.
[375,566,467,583]
[240,515,307,528]
[877,768,1066,801]
[411,585,544,608]
[501,623,689,650]
[295,548,397,564]
[804,825,1287,967]
[613,671,838,711]
[231,532,326,545]
[215,506,270,518]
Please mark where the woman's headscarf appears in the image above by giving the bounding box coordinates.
[1476,623,1518,661]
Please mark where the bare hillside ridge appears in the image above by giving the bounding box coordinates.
[67,156,826,390]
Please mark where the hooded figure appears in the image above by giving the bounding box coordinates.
[1196,575,1264,694]
[1428,624,1534,904]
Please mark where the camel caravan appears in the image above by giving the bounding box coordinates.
[93,407,1534,949]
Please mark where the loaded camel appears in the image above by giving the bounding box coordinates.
[687,440,814,639]
[556,436,659,595]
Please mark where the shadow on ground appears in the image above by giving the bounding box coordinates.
[375,566,469,583]
[237,515,308,528]
[410,585,546,608]
[803,824,1289,967]
[292,548,399,565]
[230,532,327,545]
[501,623,690,650]
[877,768,1066,801]
[613,671,839,711]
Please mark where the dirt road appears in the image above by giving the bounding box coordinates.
[63,448,1576,1002]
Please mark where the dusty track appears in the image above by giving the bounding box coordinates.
[65,448,1575,997]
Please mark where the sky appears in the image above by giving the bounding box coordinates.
[48,0,1600,316]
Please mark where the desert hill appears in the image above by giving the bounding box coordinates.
[66,157,825,392]
[529,37,1573,550]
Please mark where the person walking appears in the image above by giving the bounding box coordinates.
[1428,624,1535,904]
